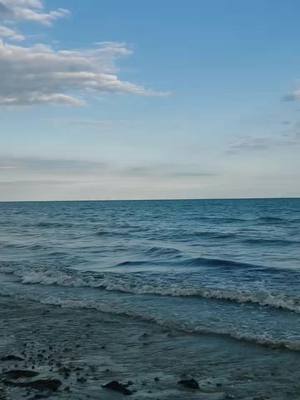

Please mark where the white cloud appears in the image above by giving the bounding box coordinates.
[0,2,166,106]
[0,0,69,26]
[282,89,300,102]
[228,132,300,154]
[0,25,24,41]
[0,41,165,106]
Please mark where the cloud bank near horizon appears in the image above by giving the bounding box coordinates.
[0,155,219,201]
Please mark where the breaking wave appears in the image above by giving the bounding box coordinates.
[1,262,299,314]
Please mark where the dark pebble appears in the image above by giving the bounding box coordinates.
[1,355,24,362]
[3,370,39,379]
[5,378,62,392]
[102,380,132,396]
[178,378,199,389]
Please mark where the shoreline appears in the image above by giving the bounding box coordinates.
[1,295,300,399]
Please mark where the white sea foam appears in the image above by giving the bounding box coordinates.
[1,263,300,314]
[1,263,300,352]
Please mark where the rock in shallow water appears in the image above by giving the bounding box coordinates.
[3,370,39,379]
[4,378,62,392]
[178,378,200,389]
[102,380,133,395]
[0,355,24,362]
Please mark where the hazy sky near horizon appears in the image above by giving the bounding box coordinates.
[0,0,300,201]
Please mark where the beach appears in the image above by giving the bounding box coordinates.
[1,295,300,400]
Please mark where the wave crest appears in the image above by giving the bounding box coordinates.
[1,262,299,314]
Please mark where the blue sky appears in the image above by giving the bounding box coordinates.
[0,0,300,200]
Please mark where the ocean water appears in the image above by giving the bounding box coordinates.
[0,198,300,352]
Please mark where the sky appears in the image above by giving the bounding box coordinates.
[0,0,300,201]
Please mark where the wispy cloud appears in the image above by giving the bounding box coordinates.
[0,156,106,174]
[0,25,24,41]
[0,1,167,107]
[0,179,74,186]
[122,165,215,179]
[0,0,69,26]
[227,131,300,154]
[0,156,216,180]
[282,89,300,102]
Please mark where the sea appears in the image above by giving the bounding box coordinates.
[0,198,299,352]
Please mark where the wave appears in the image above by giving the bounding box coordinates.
[144,246,182,258]
[0,243,46,250]
[182,257,261,269]
[36,222,74,228]
[192,216,248,224]
[116,260,152,267]
[289,218,300,224]
[34,296,300,352]
[255,216,286,224]
[13,221,76,229]
[94,225,147,237]
[165,231,238,242]
[94,280,300,314]
[1,262,299,314]
[95,230,120,237]
[114,256,263,270]
[190,231,237,240]
[242,238,300,246]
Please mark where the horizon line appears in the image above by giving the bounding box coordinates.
[0,196,299,204]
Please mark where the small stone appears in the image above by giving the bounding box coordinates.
[178,378,199,389]
[3,370,39,379]
[5,378,62,392]
[1,355,24,362]
[102,380,132,395]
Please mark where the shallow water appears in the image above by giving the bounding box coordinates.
[1,295,300,399]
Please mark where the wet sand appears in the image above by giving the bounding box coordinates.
[0,296,300,400]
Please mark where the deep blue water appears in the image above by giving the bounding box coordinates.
[0,198,300,350]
